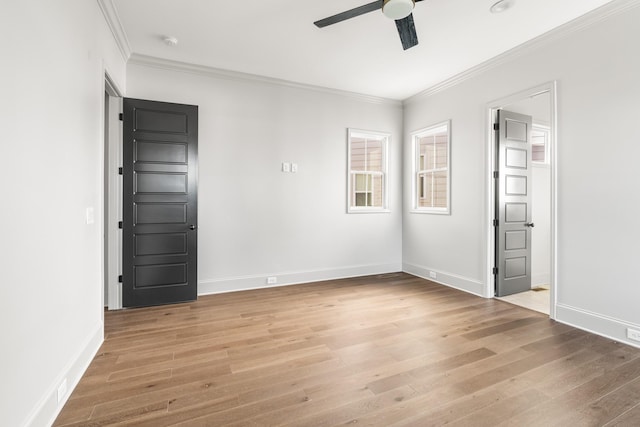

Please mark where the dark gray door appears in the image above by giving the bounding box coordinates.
[122,98,198,308]
[495,109,533,297]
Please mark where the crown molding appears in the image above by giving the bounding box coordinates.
[97,0,131,61]
[404,0,640,105]
[128,54,402,107]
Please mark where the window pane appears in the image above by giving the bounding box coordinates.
[532,144,545,162]
[355,193,368,207]
[372,174,383,207]
[366,140,383,172]
[435,135,448,169]
[433,171,447,207]
[531,127,547,163]
[419,136,434,170]
[419,173,433,208]
[355,173,368,191]
[351,138,366,171]
[412,121,450,213]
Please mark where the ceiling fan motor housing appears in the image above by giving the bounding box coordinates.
[383,0,416,20]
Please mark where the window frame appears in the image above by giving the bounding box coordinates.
[531,124,550,165]
[347,128,390,214]
[411,120,451,215]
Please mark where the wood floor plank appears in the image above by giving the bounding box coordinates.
[54,273,640,426]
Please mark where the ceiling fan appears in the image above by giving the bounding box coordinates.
[314,0,425,50]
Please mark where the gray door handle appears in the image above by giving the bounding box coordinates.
[524,222,535,228]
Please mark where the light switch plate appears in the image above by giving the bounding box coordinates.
[86,207,95,224]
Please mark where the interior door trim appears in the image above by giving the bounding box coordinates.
[484,81,558,319]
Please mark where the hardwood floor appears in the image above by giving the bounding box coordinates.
[54,273,640,426]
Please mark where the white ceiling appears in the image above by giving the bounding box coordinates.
[111,0,614,100]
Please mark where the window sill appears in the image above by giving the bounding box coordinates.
[410,208,450,215]
[348,208,391,214]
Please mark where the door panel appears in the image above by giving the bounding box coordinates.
[496,110,532,296]
[122,98,198,308]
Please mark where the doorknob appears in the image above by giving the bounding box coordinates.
[189,225,196,230]
[524,222,535,228]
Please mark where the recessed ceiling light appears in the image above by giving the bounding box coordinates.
[163,36,178,47]
[490,0,515,14]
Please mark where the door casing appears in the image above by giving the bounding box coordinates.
[104,72,123,311]
[484,82,558,318]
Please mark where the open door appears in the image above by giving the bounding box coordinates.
[495,109,533,297]
[122,98,198,308]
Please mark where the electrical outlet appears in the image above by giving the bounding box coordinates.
[57,378,68,403]
[429,271,437,279]
[267,276,277,285]
[281,162,290,173]
[291,163,298,173]
[627,328,640,342]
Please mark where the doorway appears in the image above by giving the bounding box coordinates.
[104,73,123,310]
[121,98,199,308]
[486,82,557,318]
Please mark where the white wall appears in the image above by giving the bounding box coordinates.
[403,1,640,345]
[126,61,403,294]
[0,1,126,426]
[531,164,551,287]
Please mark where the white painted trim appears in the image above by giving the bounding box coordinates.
[103,69,123,311]
[404,0,640,105]
[556,303,640,349]
[96,0,131,61]
[402,262,485,297]
[198,263,402,295]
[128,54,403,107]
[106,95,123,311]
[485,81,558,318]
[23,323,104,427]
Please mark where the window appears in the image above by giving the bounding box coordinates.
[412,121,451,214]
[531,125,549,163]
[347,129,389,212]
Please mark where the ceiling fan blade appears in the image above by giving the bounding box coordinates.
[395,13,419,50]
[314,1,382,28]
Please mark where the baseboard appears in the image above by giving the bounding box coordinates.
[24,323,104,427]
[402,262,486,297]
[556,303,640,349]
[198,263,403,295]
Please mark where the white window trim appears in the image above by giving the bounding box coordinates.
[347,128,390,213]
[411,120,451,215]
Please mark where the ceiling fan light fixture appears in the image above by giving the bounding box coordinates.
[383,0,415,21]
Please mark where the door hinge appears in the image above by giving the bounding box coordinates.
[119,113,123,121]
[118,221,123,229]
[118,275,123,283]
[493,123,499,131]
[118,167,123,175]
[493,219,498,227]
[493,171,499,179]
[493,267,498,275]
